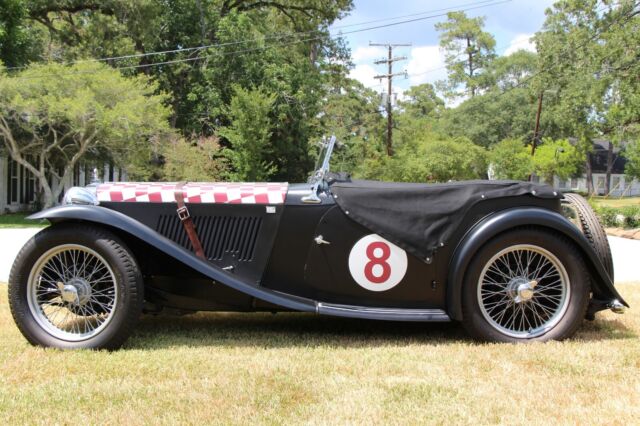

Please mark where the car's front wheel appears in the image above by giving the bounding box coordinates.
[461,228,589,342]
[9,224,143,350]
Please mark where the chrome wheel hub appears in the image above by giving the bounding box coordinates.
[58,278,92,306]
[477,244,570,338]
[507,278,536,304]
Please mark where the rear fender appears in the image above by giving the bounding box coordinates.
[446,207,627,321]
[28,205,317,313]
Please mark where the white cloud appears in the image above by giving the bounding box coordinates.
[348,63,382,90]
[351,46,386,62]
[406,45,447,86]
[504,34,536,56]
[348,44,447,97]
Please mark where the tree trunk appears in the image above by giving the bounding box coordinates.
[585,152,594,196]
[41,181,55,209]
[605,142,614,195]
[466,37,475,97]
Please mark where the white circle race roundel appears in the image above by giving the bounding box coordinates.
[348,234,408,292]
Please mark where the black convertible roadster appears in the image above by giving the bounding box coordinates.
[8,136,627,349]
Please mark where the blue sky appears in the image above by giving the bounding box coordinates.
[330,0,556,96]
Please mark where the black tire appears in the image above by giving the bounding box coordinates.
[8,223,143,350]
[562,193,614,282]
[462,228,590,343]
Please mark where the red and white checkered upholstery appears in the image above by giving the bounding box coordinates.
[96,182,288,204]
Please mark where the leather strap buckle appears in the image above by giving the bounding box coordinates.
[177,206,190,221]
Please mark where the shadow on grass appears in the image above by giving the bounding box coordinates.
[575,317,637,341]
[127,310,636,350]
[129,312,468,349]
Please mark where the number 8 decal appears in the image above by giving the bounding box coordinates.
[349,234,408,292]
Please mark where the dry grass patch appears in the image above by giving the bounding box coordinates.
[591,196,640,208]
[1,283,639,424]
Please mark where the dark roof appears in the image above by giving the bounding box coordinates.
[591,140,627,174]
[567,138,627,174]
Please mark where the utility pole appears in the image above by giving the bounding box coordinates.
[530,91,544,156]
[371,42,410,156]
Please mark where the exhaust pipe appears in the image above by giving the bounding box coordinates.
[609,300,626,314]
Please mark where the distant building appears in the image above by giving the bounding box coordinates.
[553,140,640,196]
[0,154,125,214]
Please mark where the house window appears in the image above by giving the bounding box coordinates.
[7,158,19,204]
[612,176,622,190]
[26,156,36,203]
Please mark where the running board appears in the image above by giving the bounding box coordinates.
[316,303,450,322]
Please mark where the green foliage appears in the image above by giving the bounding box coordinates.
[317,78,385,175]
[438,87,537,147]
[162,136,228,181]
[435,11,496,98]
[489,138,532,180]
[531,138,582,184]
[624,141,640,180]
[591,204,640,229]
[219,86,276,181]
[0,62,171,207]
[3,0,354,183]
[534,0,640,189]
[0,0,44,67]
[397,83,444,118]
[357,132,488,183]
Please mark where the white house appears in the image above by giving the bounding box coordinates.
[0,154,125,213]
[554,140,640,196]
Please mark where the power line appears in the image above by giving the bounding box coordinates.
[3,0,506,72]
[4,0,512,75]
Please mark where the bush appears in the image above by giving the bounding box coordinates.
[621,206,640,228]
[592,204,640,229]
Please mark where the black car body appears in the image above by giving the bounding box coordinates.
[8,136,628,349]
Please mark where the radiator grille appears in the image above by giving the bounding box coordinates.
[156,215,262,261]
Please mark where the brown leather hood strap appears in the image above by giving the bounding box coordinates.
[174,182,206,259]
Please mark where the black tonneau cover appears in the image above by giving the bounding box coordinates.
[330,180,561,260]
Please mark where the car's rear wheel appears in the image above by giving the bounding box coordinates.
[462,228,589,342]
[9,224,143,350]
[561,193,614,282]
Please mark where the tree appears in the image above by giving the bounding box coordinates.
[534,0,640,194]
[0,62,171,208]
[0,0,44,68]
[8,1,354,182]
[487,50,537,91]
[623,140,640,181]
[438,88,537,147]
[373,133,488,183]
[218,85,276,181]
[163,136,228,181]
[531,138,582,184]
[435,11,496,98]
[316,78,385,175]
[489,138,533,180]
[397,83,444,118]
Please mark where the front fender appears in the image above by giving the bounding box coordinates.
[28,205,318,313]
[446,207,628,321]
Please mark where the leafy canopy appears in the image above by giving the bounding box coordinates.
[0,62,171,207]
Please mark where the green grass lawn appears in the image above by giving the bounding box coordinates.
[590,196,640,208]
[1,283,639,424]
[0,213,48,229]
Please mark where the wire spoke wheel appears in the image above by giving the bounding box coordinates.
[26,244,118,342]
[477,244,570,339]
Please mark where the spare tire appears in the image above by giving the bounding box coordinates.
[561,193,614,282]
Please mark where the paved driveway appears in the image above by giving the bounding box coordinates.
[0,229,638,283]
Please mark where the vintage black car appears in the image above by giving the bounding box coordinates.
[8,136,627,349]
